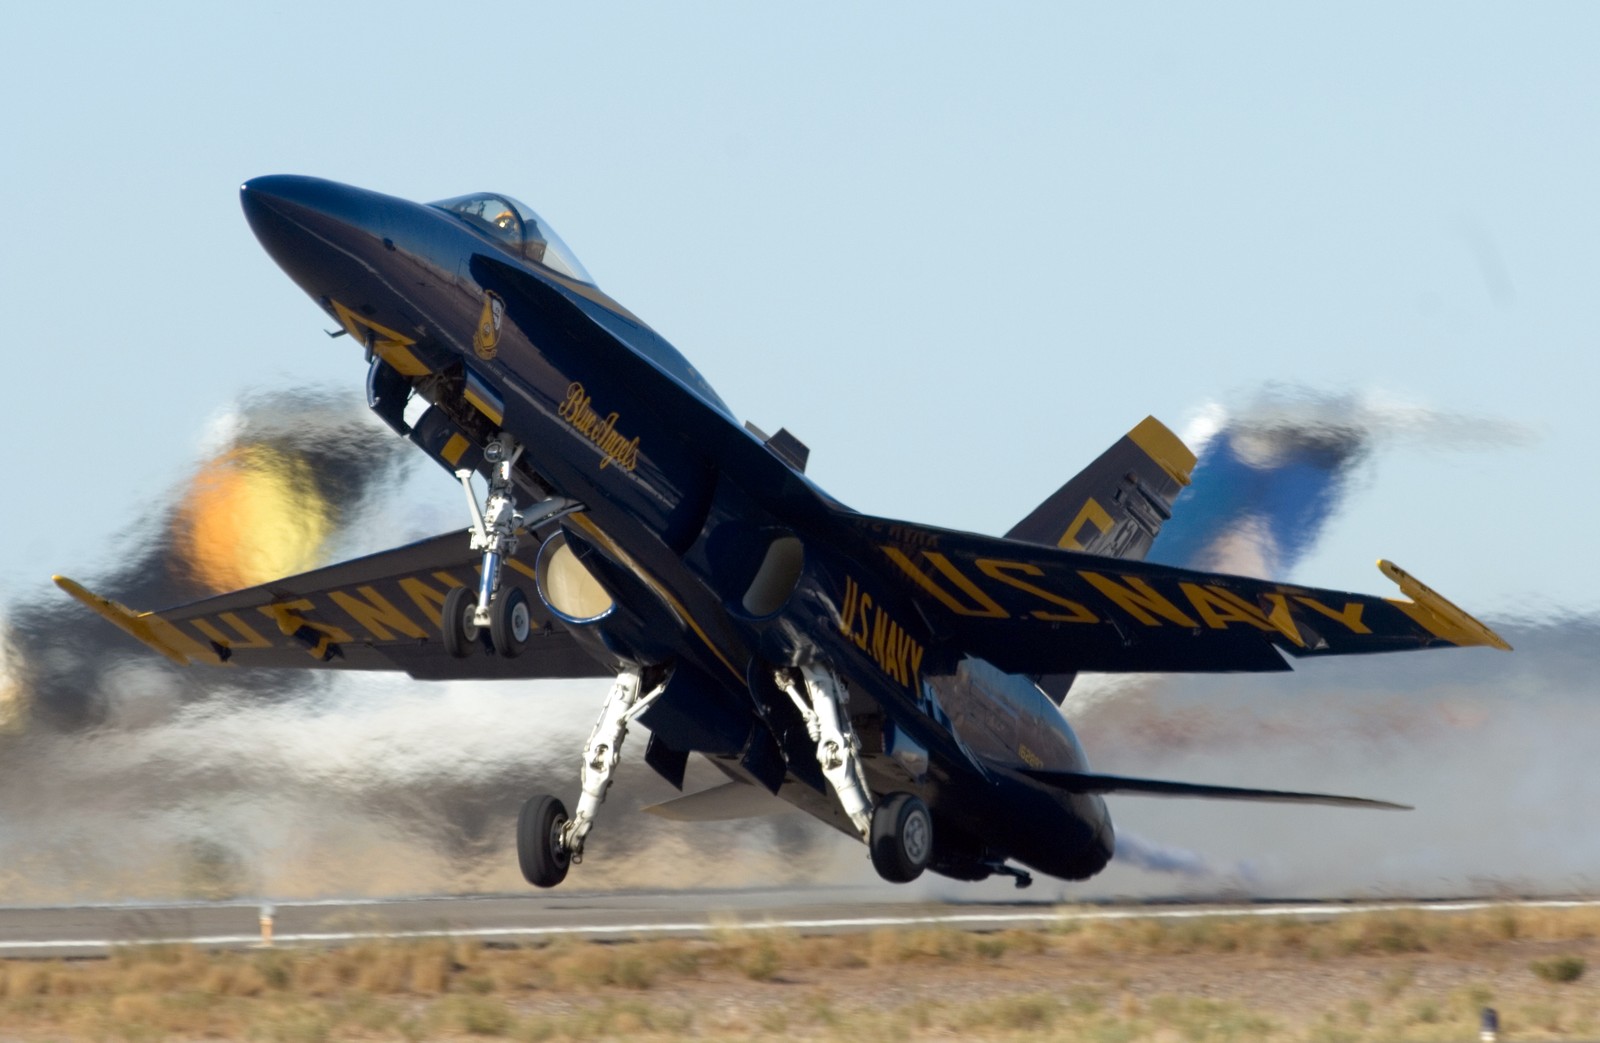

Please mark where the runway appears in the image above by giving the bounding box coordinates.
[1,890,1597,959]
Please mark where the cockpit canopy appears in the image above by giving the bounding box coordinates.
[430,193,595,285]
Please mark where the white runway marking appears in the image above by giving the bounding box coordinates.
[3,896,1597,956]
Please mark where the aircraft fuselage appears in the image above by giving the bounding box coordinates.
[240,175,1113,884]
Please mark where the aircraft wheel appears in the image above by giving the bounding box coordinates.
[490,586,532,659]
[869,792,932,883]
[441,585,480,659]
[518,794,571,888]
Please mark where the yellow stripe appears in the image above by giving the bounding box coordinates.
[1377,559,1512,651]
[566,514,741,679]
[1057,497,1115,551]
[52,576,225,667]
[375,342,429,378]
[463,386,505,425]
[1127,416,1196,487]
[331,300,431,377]
[441,434,470,466]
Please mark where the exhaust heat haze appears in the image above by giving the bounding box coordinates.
[1,384,1569,903]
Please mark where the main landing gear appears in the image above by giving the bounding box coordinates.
[517,668,667,887]
[442,434,575,658]
[870,792,933,883]
[778,665,933,884]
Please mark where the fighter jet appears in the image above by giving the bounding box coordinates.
[56,176,1510,889]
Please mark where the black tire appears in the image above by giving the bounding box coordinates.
[441,585,479,659]
[490,586,532,659]
[869,792,932,884]
[517,794,571,888]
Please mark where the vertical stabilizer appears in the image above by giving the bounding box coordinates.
[1005,417,1195,704]
[1006,416,1195,561]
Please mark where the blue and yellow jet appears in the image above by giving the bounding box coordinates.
[56,176,1510,889]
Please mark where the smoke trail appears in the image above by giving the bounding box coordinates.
[0,673,841,902]
[2,381,1572,903]
[0,386,840,903]
[9,388,413,731]
[1070,615,1600,899]
[1151,385,1532,577]
[1056,386,1567,896]
[1112,831,1260,883]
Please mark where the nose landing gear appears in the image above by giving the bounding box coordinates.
[441,433,576,658]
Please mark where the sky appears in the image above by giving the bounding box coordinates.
[4,2,1597,613]
[0,3,1598,901]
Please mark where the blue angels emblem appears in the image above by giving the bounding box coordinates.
[473,291,505,360]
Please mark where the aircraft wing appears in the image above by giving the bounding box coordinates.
[842,512,1510,676]
[54,529,610,681]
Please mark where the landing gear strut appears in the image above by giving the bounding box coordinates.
[517,668,667,887]
[777,664,937,884]
[992,863,1033,889]
[457,435,524,629]
[778,664,874,838]
[443,435,576,658]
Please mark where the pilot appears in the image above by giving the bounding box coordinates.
[489,207,524,249]
[492,205,547,266]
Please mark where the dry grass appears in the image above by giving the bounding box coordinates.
[1045,902,1600,961]
[0,904,1591,1039]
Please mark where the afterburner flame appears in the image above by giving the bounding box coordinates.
[172,445,335,593]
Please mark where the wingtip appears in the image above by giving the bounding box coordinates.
[53,574,102,606]
[1377,559,1513,652]
[49,576,212,666]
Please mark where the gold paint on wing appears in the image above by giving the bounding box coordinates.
[1078,571,1200,628]
[1293,596,1371,635]
[975,558,1098,623]
[330,586,429,642]
[883,547,1009,619]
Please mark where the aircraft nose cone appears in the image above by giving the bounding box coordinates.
[241,174,328,227]
[241,175,339,277]
[239,175,398,304]
[238,173,298,214]
[240,174,367,247]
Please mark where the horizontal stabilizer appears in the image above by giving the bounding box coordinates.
[640,781,794,821]
[1019,768,1410,810]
